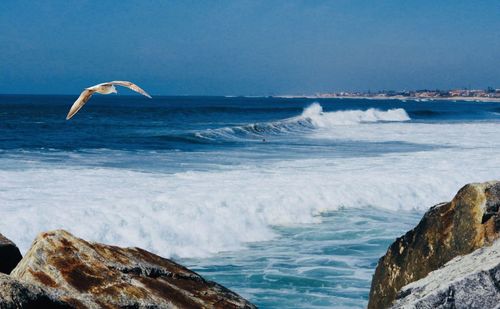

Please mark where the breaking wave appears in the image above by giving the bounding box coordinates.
[195,103,410,140]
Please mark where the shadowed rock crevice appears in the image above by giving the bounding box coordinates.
[0,233,23,274]
[488,265,500,292]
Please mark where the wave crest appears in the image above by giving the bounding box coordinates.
[301,103,410,127]
[196,103,410,140]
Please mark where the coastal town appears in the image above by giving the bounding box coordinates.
[312,87,500,101]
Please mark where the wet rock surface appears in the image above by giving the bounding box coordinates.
[368,181,500,309]
[0,233,23,274]
[4,230,255,308]
[392,238,500,308]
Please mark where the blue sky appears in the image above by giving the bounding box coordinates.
[1,1,499,95]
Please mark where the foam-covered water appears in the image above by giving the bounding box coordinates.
[0,95,499,307]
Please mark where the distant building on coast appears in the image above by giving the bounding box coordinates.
[310,87,500,100]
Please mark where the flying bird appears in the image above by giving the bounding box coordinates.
[66,81,152,120]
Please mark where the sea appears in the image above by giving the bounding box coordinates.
[1,95,499,308]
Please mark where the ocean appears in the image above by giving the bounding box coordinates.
[1,95,499,307]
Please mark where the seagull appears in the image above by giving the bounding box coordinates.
[66,81,152,120]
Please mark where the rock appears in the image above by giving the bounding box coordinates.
[0,273,72,308]
[11,230,256,308]
[0,233,23,274]
[392,238,500,308]
[368,180,500,309]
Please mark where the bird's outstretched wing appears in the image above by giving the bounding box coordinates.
[107,81,152,98]
[66,89,95,120]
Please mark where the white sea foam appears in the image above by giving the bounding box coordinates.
[299,103,410,127]
[1,138,499,258]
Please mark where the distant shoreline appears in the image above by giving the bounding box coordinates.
[273,95,500,102]
[1,93,499,102]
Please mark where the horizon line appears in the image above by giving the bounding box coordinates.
[1,86,498,98]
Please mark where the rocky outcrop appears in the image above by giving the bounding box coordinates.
[368,180,500,309]
[4,230,255,308]
[0,233,23,274]
[0,273,72,308]
[392,238,500,308]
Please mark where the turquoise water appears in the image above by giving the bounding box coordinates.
[184,209,422,308]
[0,95,499,307]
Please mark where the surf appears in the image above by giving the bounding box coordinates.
[195,103,411,141]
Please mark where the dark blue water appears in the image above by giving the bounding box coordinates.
[1,95,498,152]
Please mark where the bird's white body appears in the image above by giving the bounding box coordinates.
[66,81,151,120]
[89,84,118,95]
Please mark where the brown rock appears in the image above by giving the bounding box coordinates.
[11,230,256,309]
[0,273,72,308]
[0,233,22,274]
[368,180,500,309]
